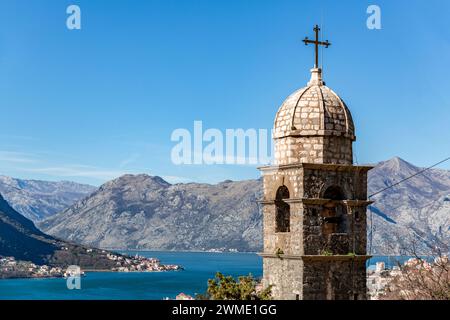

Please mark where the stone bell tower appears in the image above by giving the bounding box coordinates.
[259,25,373,300]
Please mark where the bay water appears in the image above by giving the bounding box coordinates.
[0,251,402,300]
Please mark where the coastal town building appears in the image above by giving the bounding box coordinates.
[259,25,373,300]
[367,262,397,299]
[175,293,195,300]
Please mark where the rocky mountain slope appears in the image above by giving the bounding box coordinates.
[0,176,96,222]
[0,193,122,268]
[38,158,449,254]
[367,157,450,255]
[39,175,262,252]
[0,193,56,264]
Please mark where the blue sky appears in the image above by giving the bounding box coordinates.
[0,0,449,186]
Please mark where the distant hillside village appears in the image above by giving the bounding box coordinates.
[0,256,66,279]
[0,252,181,279]
[105,253,181,273]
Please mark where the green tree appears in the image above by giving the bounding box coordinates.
[198,272,272,300]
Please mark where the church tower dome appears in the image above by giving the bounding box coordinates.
[273,68,355,165]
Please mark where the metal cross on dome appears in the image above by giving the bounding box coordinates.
[302,25,331,68]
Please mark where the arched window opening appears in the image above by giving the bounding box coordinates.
[275,185,290,233]
[323,186,345,200]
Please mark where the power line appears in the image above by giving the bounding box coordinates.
[368,155,450,255]
[368,156,450,199]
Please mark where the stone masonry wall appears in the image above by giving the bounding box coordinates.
[302,167,368,200]
[263,257,304,300]
[303,259,367,300]
[274,135,353,165]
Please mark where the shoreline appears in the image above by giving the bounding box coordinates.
[107,249,417,258]
[109,249,258,254]
[0,268,183,280]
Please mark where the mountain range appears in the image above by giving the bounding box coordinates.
[38,175,262,252]
[0,176,95,222]
[33,157,450,255]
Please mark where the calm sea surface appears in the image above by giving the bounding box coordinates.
[0,251,401,300]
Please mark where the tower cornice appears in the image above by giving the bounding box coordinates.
[258,162,374,172]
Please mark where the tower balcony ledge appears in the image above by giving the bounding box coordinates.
[258,162,374,172]
[258,198,374,206]
[259,253,372,261]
